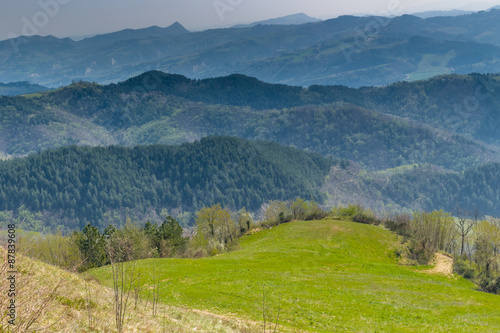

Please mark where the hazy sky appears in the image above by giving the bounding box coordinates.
[1,0,500,41]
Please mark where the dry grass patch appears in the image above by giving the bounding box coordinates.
[0,248,259,332]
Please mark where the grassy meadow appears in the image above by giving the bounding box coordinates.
[89,219,500,332]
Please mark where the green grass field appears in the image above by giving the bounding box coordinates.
[89,219,500,332]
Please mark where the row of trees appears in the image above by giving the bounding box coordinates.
[21,197,327,272]
[351,205,500,294]
[23,216,186,272]
[13,198,500,294]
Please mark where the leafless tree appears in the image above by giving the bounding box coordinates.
[454,205,479,256]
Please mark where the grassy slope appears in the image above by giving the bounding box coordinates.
[90,219,500,332]
[0,248,257,332]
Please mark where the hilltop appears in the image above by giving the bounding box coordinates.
[88,219,500,332]
[1,71,499,168]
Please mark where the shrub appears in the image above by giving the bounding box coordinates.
[352,213,381,225]
[384,214,411,237]
[453,259,477,279]
[479,276,500,294]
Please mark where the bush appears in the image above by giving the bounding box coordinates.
[337,204,361,217]
[352,213,381,225]
[453,259,477,279]
[384,214,411,237]
[479,276,500,294]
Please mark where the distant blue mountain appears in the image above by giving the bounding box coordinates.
[233,13,320,28]
[412,9,474,19]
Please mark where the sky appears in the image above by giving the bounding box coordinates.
[1,0,500,41]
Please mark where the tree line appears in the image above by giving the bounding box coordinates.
[16,198,500,295]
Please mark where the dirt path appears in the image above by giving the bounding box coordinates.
[425,252,454,276]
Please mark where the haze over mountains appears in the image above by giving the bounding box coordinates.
[3,9,500,87]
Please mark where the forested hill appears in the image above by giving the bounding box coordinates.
[0,137,332,231]
[53,71,500,144]
[1,71,499,171]
[323,162,500,217]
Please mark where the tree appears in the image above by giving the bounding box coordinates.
[290,198,307,220]
[157,216,186,256]
[473,219,500,275]
[454,206,479,256]
[409,210,455,263]
[196,204,235,244]
[263,201,290,225]
[74,223,107,270]
[237,207,253,233]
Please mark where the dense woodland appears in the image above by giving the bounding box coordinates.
[0,137,331,231]
[1,72,498,170]
[323,162,500,217]
[1,71,500,228]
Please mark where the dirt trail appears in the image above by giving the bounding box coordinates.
[425,252,454,276]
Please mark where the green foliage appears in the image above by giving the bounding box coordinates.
[408,211,455,264]
[352,213,381,226]
[73,223,108,271]
[22,231,82,271]
[332,204,362,218]
[479,276,500,295]
[196,204,235,251]
[263,200,291,226]
[453,259,477,279]
[290,198,308,220]
[107,221,153,262]
[0,137,331,231]
[324,163,500,220]
[145,216,186,257]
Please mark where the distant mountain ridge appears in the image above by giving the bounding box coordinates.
[412,9,474,19]
[0,81,49,96]
[3,10,500,87]
[233,13,320,28]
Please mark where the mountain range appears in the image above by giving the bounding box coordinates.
[3,9,500,87]
[1,71,499,168]
[1,70,500,224]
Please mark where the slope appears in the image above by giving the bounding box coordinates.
[89,219,500,332]
[322,162,500,216]
[0,137,331,230]
[0,247,257,332]
[2,72,498,171]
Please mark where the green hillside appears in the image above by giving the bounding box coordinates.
[0,137,331,231]
[323,162,500,216]
[89,219,500,332]
[1,72,498,170]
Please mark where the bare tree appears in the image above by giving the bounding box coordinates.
[454,205,479,256]
[84,278,96,330]
[261,284,282,333]
[108,242,138,333]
